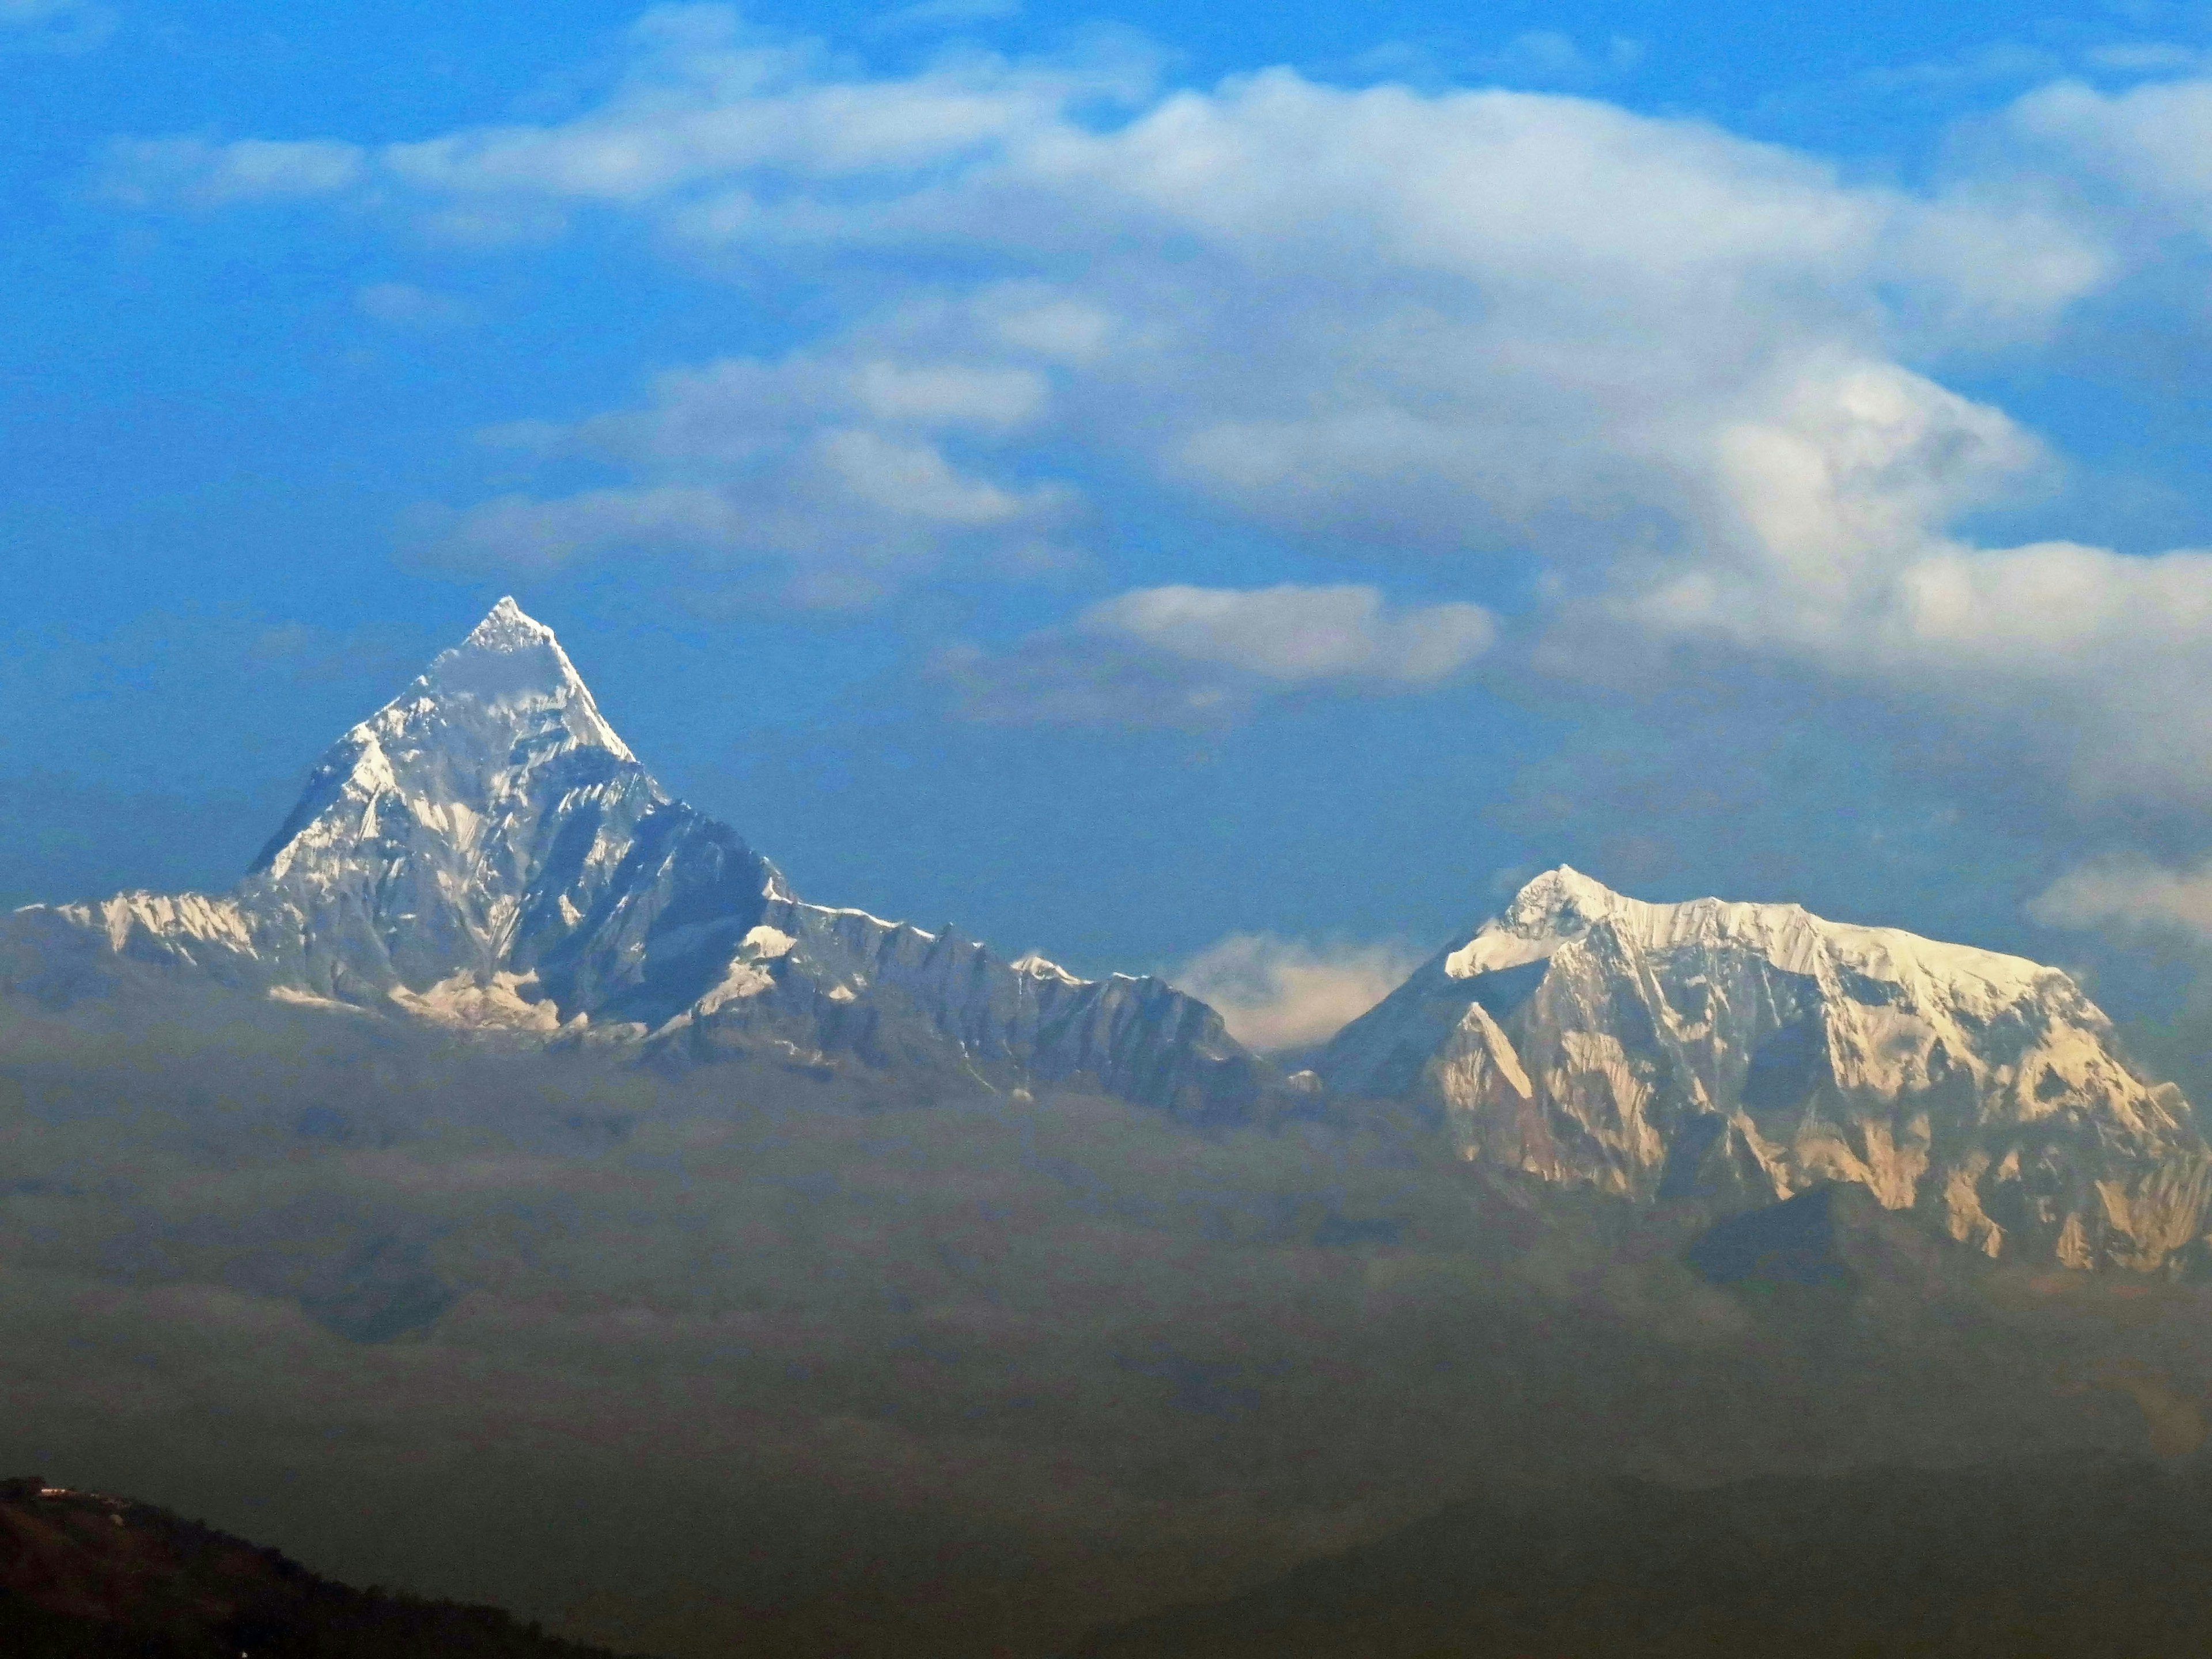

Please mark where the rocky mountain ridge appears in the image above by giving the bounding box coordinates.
[1318,866,2210,1271]
[3,600,1269,1119]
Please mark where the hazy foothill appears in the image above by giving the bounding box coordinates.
[6,604,2212,1654]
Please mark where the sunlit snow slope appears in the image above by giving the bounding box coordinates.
[1318,868,2210,1270]
[5,601,1269,1118]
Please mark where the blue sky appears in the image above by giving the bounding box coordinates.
[13,0,2212,1048]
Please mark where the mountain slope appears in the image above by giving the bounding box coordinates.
[1316,866,2209,1270]
[3,600,1270,1119]
[0,1476,638,1657]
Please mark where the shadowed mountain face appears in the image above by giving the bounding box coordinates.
[1071,1451,2212,1659]
[1,600,1270,1120]
[0,1478,635,1657]
[1319,866,2211,1271]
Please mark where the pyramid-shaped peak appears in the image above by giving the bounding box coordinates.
[250,599,645,880]
[406,600,631,760]
[460,596,558,654]
[270,599,631,783]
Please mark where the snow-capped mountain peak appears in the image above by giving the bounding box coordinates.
[1324,866,2207,1271]
[9,601,1272,1122]
[1449,867,2056,1008]
[426,596,634,763]
[251,596,652,888]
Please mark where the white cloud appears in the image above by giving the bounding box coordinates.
[1466,31,1642,88]
[424,346,1071,603]
[2005,76,2212,229]
[1605,357,2212,806]
[255,43,2082,613]
[112,10,2212,813]
[2083,44,2212,77]
[431,484,745,574]
[1170,933,1422,1052]
[945,584,1495,726]
[2032,859,2212,940]
[1084,584,1494,684]
[104,7,1141,218]
[102,137,367,206]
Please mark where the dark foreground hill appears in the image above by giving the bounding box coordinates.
[0,1478,646,1658]
[1072,1450,2212,1658]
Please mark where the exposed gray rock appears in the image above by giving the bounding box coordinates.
[1317,866,2211,1270]
[4,600,1269,1119]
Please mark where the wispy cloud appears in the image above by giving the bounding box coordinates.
[356,282,475,329]
[1469,29,1643,87]
[2033,859,2212,941]
[1087,585,1495,685]
[942,585,1497,728]
[874,0,1022,32]
[422,347,1071,604]
[101,137,368,206]
[0,0,112,54]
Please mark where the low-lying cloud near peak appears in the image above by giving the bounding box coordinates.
[1170,931,1425,1052]
[2033,858,2212,941]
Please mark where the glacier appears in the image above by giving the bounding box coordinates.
[3,600,1271,1120]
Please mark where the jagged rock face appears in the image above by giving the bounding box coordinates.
[5,600,1268,1120]
[1318,867,2210,1271]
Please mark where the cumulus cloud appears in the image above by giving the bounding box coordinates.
[1170,933,1422,1052]
[2005,76,2212,234]
[944,584,1495,726]
[130,21,2108,600]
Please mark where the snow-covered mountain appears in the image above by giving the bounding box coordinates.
[12,604,2206,1265]
[5,600,1270,1119]
[1316,866,2210,1271]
